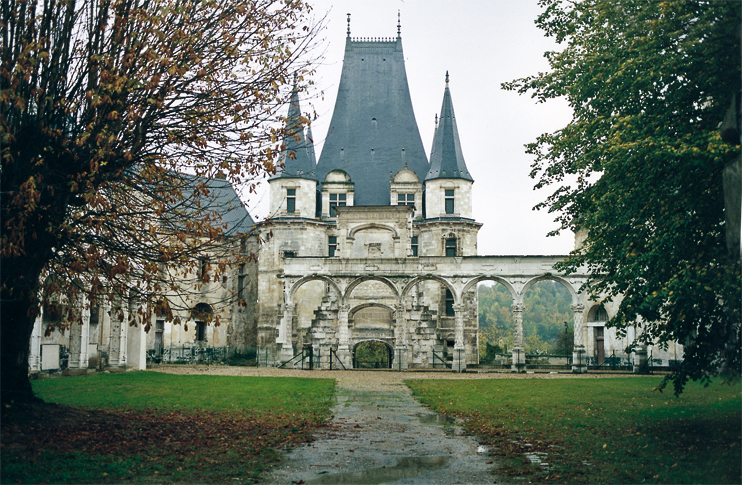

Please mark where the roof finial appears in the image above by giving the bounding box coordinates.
[347,13,351,38]
[445,71,449,86]
[397,10,401,38]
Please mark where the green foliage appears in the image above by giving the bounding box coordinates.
[503,0,741,393]
[2,373,335,483]
[354,342,390,368]
[478,281,572,358]
[408,378,742,484]
[1,0,320,403]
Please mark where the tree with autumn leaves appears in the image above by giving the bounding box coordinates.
[505,0,741,393]
[1,0,320,404]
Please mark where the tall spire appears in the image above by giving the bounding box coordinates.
[272,75,316,180]
[426,72,473,182]
[347,13,351,38]
[397,10,401,38]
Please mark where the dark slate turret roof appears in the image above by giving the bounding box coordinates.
[271,81,316,180]
[315,17,429,205]
[426,72,473,182]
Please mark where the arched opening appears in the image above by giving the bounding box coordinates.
[353,340,392,369]
[476,280,514,366]
[291,277,341,351]
[191,303,213,342]
[522,280,573,357]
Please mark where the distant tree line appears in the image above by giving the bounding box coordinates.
[478,281,573,359]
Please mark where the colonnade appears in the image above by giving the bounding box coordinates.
[276,255,593,372]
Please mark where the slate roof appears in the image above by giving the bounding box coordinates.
[171,172,255,236]
[315,25,429,206]
[426,72,473,182]
[272,82,316,180]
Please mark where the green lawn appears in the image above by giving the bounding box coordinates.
[407,377,741,484]
[2,372,335,484]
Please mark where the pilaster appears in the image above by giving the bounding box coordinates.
[452,303,466,372]
[336,304,352,367]
[28,314,42,371]
[511,303,526,372]
[571,303,587,373]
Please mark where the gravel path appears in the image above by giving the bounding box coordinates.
[150,366,635,484]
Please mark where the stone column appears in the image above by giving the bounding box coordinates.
[336,304,352,368]
[452,303,466,372]
[633,343,649,374]
[28,314,42,372]
[279,303,296,362]
[511,303,526,373]
[68,296,90,371]
[108,298,127,368]
[571,303,587,373]
[394,303,408,370]
[126,295,147,370]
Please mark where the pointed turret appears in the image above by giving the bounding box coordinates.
[268,78,318,219]
[273,78,316,180]
[426,72,473,182]
[315,14,429,206]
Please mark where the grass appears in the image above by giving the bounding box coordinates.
[2,372,335,484]
[406,377,741,484]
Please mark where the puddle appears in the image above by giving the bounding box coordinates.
[308,456,452,484]
[415,412,455,425]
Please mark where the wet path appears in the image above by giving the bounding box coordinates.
[262,372,496,484]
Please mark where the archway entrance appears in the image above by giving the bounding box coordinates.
[353,341,392,369]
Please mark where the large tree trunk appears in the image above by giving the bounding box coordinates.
[1,298,39,405]
[1,248,54,406]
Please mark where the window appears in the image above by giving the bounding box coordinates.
[411,236,418,257]
[283,251,296,258]
[237,264,246,301]
[329,193,346,216]
[89,304,100,325]
[286,188,296,214]
[328,236,337,257]
[445,189,455,214]
[199,258,209,281]
[397,193,415,206]
[445,289,455,316]
[445,238,457,257]
[196,321,206,342]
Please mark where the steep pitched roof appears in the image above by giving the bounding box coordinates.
[315,18,429,205]
[426,72,473,182]
[172,173,255,236]
[272,81,316,180]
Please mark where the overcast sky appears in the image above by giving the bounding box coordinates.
[245,0,576,256]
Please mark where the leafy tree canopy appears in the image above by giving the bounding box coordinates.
[503,0,741,393]
[1,0,320,404]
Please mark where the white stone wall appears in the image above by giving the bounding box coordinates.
[268,178,318,218]
[424,179,473,219]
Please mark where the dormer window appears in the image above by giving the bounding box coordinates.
[445,189,455,214]
[330,193,346,216]
[398,193,415,206]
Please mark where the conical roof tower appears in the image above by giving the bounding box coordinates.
[426,72,473,182]
[315,14,429,205]
[272,77,316,180]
